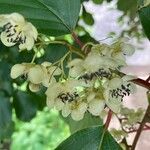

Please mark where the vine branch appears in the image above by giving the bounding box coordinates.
[104,109,113,130]
[131,105,150,150]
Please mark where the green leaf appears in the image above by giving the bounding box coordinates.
[40,44,68,63]
[82,6,94,26]
[138,0,150,39]
[65,112,103,134]
[56,126,122,150]
[0,92,13,139]
[117,0,138,19]
[0,0,81,36]
[92,0,103,4]
[13,91,38,121]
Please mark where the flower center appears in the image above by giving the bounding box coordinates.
[110,83,131,100]
[78,68,111,81]
[58,92,79,103]
[2,22,27,44]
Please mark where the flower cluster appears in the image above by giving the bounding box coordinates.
[0,13,38,50]
[6,12,137,121]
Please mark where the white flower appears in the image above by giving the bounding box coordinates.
[46,79,81,103]
[46,79,82,109]
[46,79,88,121]
[0,13,38,50]
[103,76,136,113]
[68,53,112,81]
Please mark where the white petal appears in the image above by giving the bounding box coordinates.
[46,98,55,109]
[67,59,83,68]
[62,104,71,117]
[121,43,135,56]
[20,36,34,50]
[55,99,64,111]
[103,89,110,101]
[28,65,45,84]
[109,78,122,89]
[71,110,85,121]
[69,66,84,77]
[78,102,87,114]
[9,13,25,24]
[29,83,40,92]
[41,62,52,67]
[10,64,26,79]
[45,83,62,100]
[106,98,122,113]
[87,92,96,102]
[88,99,105,116]
[0,32,16,47]
[84,54,103,72]
[23,22,38,40]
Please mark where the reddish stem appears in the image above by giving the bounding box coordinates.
[144,124,150,129]
[132,78,150,90]
[146,75,150,82]
[71,32,84,48]
[104,109,113,130]
[131,105,150,150]
[127,127,150,133]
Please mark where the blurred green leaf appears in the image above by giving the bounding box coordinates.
[13,91,38,122]
[56,126,122,150]
[65,112,103,134]
[117,0,138,19]
[82,6,94,26]
[92,0,103,4]
[81,0,90,2]
[41,44,68,63]
[0,0,81,36]
[138,0,150,39]
[0,92,13,139]
[11,109,70,150]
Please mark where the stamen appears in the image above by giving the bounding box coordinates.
[58,92,79,103]
[78,68,111,82]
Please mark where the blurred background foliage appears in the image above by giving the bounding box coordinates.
[0,0,149,149]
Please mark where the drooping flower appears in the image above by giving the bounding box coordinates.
[0,13,38,50]
[10,62,61,92]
